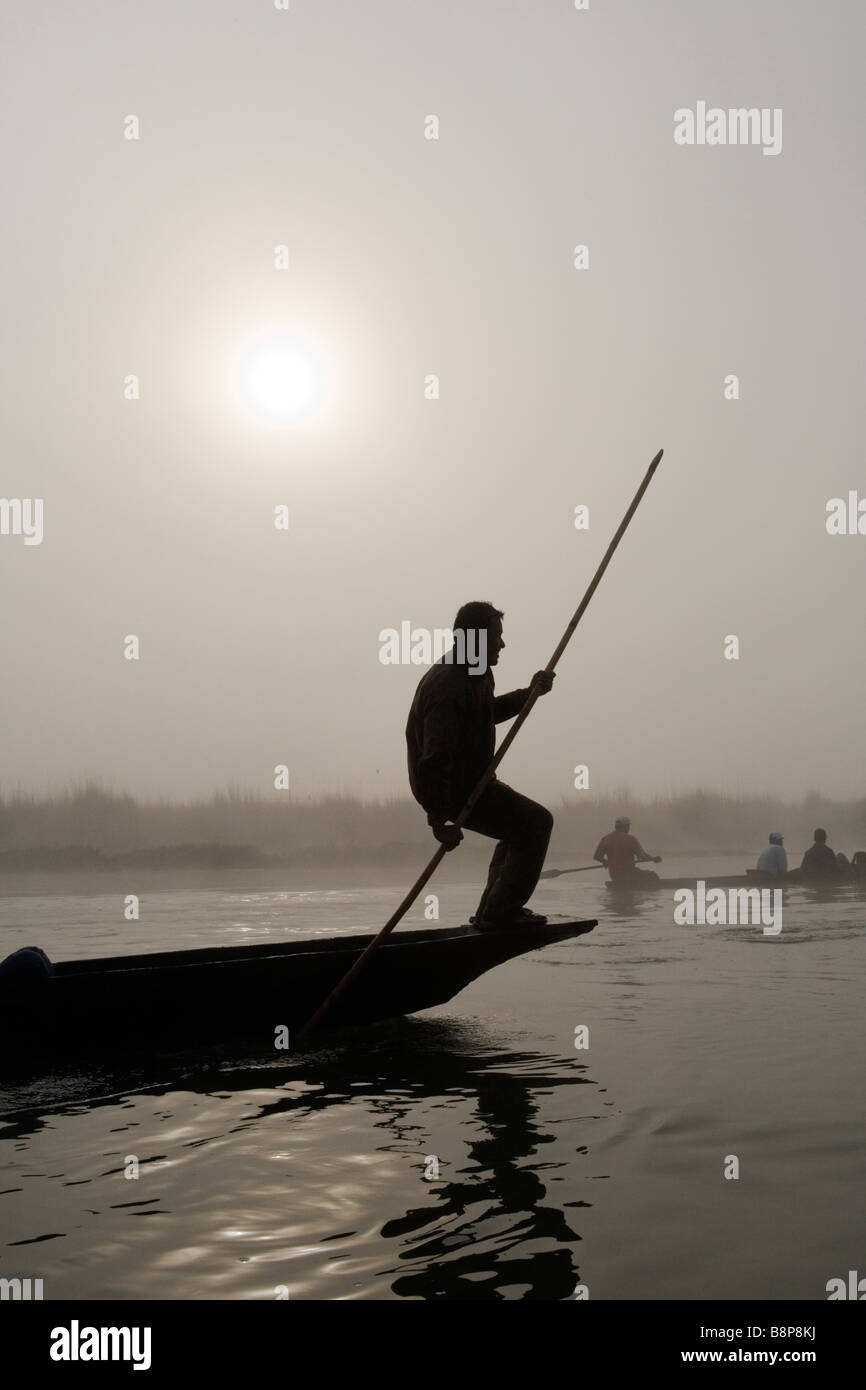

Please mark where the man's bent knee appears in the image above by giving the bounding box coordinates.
[530,802,554,837]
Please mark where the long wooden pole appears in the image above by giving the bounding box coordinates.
[294,447,663,1042]
[539,864,605,880]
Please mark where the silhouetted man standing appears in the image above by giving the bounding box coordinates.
[406,601,554,928]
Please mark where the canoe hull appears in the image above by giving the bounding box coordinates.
[1,919,596,1059]
[605,869,866,892]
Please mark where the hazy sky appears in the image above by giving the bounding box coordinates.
[2,0,864,802]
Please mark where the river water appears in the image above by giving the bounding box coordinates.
[1,859,863,1301]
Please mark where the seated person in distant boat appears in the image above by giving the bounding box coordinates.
[801,828,841,877]
[757,831,787,875]
[593,817,662,884]
[406,600,554,929]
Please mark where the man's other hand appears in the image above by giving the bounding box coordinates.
[431,822,463,851]
[531,670,555,695]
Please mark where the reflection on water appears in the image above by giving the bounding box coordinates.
[0,1018,601,1300]
[1,865,864,1300]
[379,1041,589,1300]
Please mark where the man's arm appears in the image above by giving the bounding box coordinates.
[593,839,607,864]
[493,688,530,722]
[632,837,662,864]
[493,671,555,723]
[415,690,468,848]
[416,691,462,824]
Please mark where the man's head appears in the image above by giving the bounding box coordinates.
[769,831,784,846]
[615,816,631,832]
[813,828,827,844]
[452,601,505,667]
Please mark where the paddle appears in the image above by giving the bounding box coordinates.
[539,864,605,880]
[294,446,663,1043]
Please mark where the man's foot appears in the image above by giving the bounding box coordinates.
[472,907,548,931]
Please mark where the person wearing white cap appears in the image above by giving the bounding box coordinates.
[757,832,788,876]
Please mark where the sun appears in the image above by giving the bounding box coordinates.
[240,338,323,418]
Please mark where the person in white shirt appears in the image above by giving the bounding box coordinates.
[757,832,787,875]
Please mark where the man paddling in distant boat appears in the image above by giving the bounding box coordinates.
[594,816,662,885]
[406,601,555,929]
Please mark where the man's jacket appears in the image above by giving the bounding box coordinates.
[406,660,529,822]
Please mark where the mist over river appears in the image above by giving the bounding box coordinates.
[1,859,863,1301]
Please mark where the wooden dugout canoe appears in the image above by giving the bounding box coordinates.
[0,918,595,1057]
[604,868,866,892]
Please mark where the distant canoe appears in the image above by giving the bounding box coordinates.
[0,918,595,1060]
[604,868,866,892]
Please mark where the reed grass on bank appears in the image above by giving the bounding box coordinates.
[0,784,864,869]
